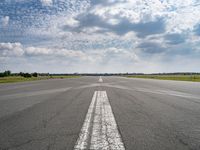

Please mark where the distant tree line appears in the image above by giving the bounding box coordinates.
[1,70,200,78]
[51,72,200,76]
[19,72,38,78]
[0,70,38,78]
[0,70,11,77]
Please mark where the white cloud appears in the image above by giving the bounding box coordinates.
[87,0,200,34]
[0,42,139,64]
[104,47,139,62]
[40,0,52,6]
[85,47,139,64]
[107,19,120,25]
[0,43,24,57]
[25,46,92,61]
[25,47,52,56]
[166,5,200,32]
[1,0,200,73]
[1,16,9,27]
[91,0,166,23]
[64,17,80,27]
[0,42,91,61]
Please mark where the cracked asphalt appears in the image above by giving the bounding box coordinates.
[0,76,200,150]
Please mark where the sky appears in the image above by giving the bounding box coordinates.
[0,0,200,73]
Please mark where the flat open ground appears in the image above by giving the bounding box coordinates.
[127,75,200,82]
[0,76,200,150]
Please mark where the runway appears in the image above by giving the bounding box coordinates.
[0,76,200,150]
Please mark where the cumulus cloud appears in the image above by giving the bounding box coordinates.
[1,0,200,73]
[87,0,200,33]
[25,47,91,61]
[0,42,140,63]
[103,47,139,62]
[1,16,9,27]
[0,42,24,57]
[0,42,91,61]
[40,0,53,6]
[64,13,165,37]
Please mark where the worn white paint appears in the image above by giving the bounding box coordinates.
[74,91,97,149]
[74,91,125,150]
[99,76,103,82]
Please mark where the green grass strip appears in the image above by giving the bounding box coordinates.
[126,75,200,82]
[0,76,81,84]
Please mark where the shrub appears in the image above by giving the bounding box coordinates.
[32,72,38,77]
[19,72,24,77]
[23,73,32,78]
[0,70,11,77]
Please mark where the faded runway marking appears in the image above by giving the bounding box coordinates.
[74,91,125,150]
[99,76,103,83]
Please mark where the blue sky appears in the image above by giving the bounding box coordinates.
[0,0,200,73]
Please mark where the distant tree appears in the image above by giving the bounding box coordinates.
[23,73,32,78]
[0,73,4,77]
[19,72,24,77]
[0,70,11,77]
[32,72,38,77]
[4,70,11,76]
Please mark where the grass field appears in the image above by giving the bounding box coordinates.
[0,76,80,84]
[126,75,200,82]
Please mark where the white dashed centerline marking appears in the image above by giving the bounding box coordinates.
[74,91,125,150]
[99,76,103,83]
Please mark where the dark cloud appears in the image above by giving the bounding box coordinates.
[90,0,110,5]
[111,17,166,37]
[138,42,166,54]
[138,40,195,56]
[194,24,200,36]
[164,33,185,45]
[90,0,122,6]
[166,44,194,56]
[63,13,166,37]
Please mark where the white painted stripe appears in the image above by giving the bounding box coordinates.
[74,91,97,150]
[90,91,125,150]
[74,91,125,150]
[99,76,103,82]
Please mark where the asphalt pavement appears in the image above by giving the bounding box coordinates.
[0,76,200,150]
